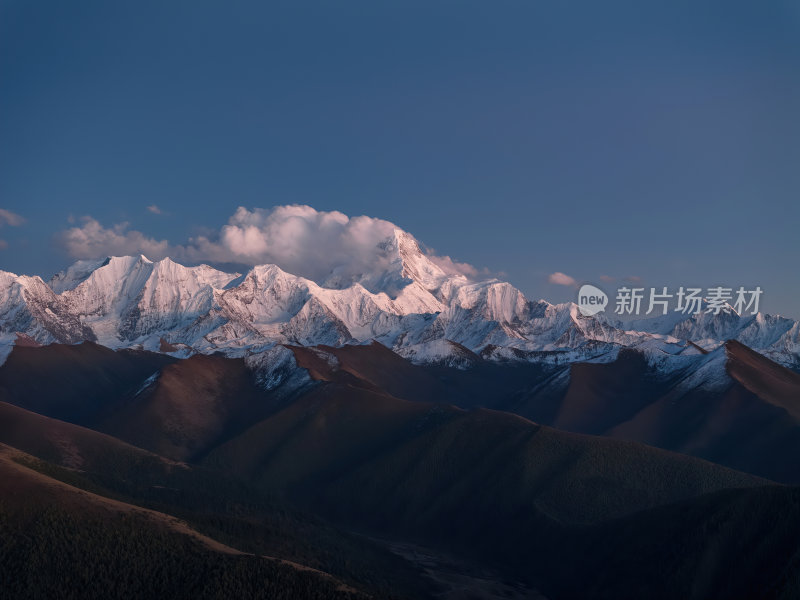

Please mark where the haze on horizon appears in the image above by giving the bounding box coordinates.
[1,1,798,317]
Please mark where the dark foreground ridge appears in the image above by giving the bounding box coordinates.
[2,341,800,598]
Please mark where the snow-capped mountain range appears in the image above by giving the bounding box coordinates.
[1,227,798,370]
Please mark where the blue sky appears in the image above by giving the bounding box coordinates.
[1,1,798,316]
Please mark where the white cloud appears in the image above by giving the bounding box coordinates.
[58,218,171,260]
[181,206,401,283]
[548,272,577,287]
[56,205,484,288]
[427,254,482,279]
[0,209,25,227]
[146,204,163,215]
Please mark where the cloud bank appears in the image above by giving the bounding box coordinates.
[548,272,577,287]
[0,209,25,227]
[59,218,171,259]
[57,205,481,286]
[0,208,26,251]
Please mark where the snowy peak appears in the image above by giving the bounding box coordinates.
[49,258,110,293]
[391,229,450,290]
[62,255,156,317]
[0,270,94,346]
[51,255,239,296]
[51,256,241,347]
[147,256,240,292]
[322,227,456,296]
[0,250,797,370]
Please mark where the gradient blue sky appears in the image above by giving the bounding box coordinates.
[1,1,798,316]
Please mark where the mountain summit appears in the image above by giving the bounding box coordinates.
[0,221,798,371]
